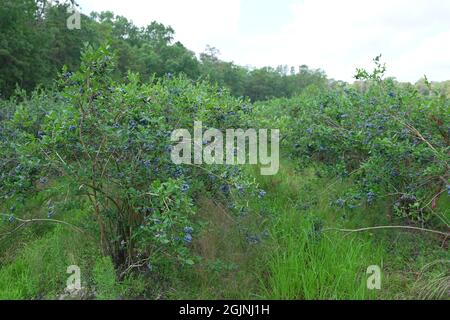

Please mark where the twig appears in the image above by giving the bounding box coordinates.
[0,214,85,236]
[323,225,449,237]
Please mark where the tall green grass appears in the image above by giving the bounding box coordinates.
[247,161,384,299]
[263,213,383,299]
[0,225,100,299]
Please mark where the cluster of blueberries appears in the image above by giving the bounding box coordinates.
[367,191,376,203]
[39,177,49,184]
[7,206,15,223]
[183,226,194,245]
[181,184,190,193]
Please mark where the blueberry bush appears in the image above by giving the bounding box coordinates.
[0,44,257,273]
[251,57,449,224]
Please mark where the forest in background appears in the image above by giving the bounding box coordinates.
[3,0,450,102]
[0,0,329,101]
[0,0,448,300]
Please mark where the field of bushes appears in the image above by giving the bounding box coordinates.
[0,1,449,300]
[0,45,448,300]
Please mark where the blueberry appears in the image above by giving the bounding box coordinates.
[112,123,120,129]
[69,125,77,132]
[236,185,244,193]
[174,167,184,178]
[184,226,194,234]
[181,184,190,192]
[143,160,151,169]
[220,185,230,194]
[258,190,267,198]
[8,215,15,224]
[39,177,49,184]
[447,185,450,196]
[184,234,193,244]
[129,120,137,128]
[367,192,376,203]
[335,198,345,208]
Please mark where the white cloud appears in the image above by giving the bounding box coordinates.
[235,0,450,82]
[76,0,241,55]
[76,0,450,82]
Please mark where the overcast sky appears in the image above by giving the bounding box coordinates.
[76,0,450,82]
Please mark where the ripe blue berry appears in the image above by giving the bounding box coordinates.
[184,234,193,244]
[39,177,49,184]
[184,226,194,234]
[335,199,345,208]
[220,184,230,194]
[143,160,151,169]
[367,192,376,203]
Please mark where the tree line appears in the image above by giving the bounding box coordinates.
[0,0,328,101]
